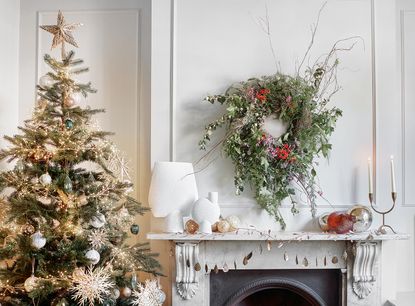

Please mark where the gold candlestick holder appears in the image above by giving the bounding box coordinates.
[369,192,397,234]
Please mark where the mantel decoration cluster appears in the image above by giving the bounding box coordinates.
[199,37,355,228]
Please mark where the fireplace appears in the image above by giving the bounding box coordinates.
[147,231,409,305]
[210,269,341,306]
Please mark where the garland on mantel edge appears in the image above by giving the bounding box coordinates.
[199,40,359,229]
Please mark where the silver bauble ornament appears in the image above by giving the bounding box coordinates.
[39,75,54,87]
[89,213,106,228]
[85,249,100,265]
[24,275,39,292]
[39,173,52,186]
[121,287,132,298]
[348,205,373,232]
[111,288,120,299]
[31,231,46,249]
[65,92,82,108]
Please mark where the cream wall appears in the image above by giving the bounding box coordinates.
[150,0,415,304]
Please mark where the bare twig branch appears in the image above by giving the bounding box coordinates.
[297,1,327,76]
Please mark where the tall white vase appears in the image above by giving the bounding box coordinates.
[148,162,198,218]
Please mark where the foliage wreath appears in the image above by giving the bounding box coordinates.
[199,72,342,229]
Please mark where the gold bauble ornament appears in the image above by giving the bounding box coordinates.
[72,267,84,279]
[22,224,35,235]
[121,287,132,298]
[51,219,60,229]
[185,219,199,234]
[24,275,39,292]
[217,220,231,233]
[77,194,88,206]
[36,196,52,206]
[211,221,219,232]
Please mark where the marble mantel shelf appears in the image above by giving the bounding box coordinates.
[147,230,409,242]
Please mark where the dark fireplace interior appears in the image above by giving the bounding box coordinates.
[210,269,341,306]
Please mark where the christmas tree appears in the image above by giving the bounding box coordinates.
[0,11,164,306]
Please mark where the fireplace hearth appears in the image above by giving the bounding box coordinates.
[210,269,341,306]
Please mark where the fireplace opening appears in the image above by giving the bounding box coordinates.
[224,278,326,306]
[210,269,341,306]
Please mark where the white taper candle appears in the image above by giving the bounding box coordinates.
[390,155,396,193]
[368,157,373,194]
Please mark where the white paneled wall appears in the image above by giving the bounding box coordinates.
[151,0,415,304]
[0,0,20,170]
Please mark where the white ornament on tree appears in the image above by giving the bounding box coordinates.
[24,275,39,292]
[39,173,52,186]
[39,75,54,87]
[111,288,120,299]
[89,213,106,228]
[65,92,83,108]
[31,231,47,249]
[85,249,100,265]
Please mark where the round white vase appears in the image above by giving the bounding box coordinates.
[192,192,220,224]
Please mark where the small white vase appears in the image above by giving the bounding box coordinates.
[200,220,212,234]
[192,192,220,224]
[164,209,184,233]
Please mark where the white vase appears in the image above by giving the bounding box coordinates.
[200,220,212,234]
[191,192,220,224]
[148,162,198,217]
[164,210,184,233]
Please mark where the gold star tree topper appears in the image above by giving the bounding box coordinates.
[40,11,82,58]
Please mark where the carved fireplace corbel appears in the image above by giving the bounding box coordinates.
[352,241,378,299]
[175,242,200,300]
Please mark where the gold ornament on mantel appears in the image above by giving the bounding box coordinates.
[40,10,82,58]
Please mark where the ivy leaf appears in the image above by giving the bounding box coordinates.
[311,168,317,177]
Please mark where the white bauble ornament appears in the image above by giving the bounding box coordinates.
[65,92,82,108]
[24,275,39,292]
[39,173,52,186]
[158,290,166,304]
[89,213,106,228]
[226,215,240,231]
[111,288,120,299]
[39,75,54,87]
[31,231,46,249]
[121,287,131,298]
[192,198,220,224]
[85,249,100,265]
